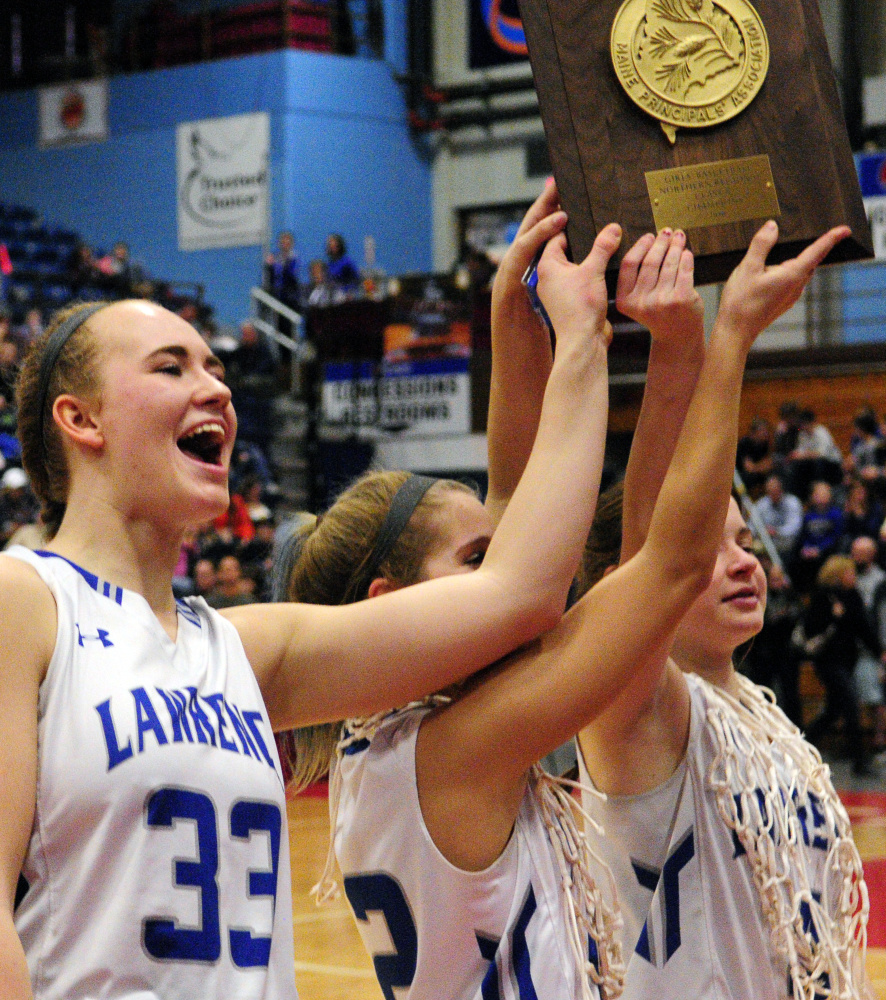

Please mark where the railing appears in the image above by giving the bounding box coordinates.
[608,257,886,386]
[250,285,314,368]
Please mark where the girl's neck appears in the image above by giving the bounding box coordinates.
[673,646,741,698]
[47,497,183,620]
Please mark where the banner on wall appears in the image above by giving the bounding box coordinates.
[38,80,108,148]
[176,112,269,251]
[858,152,886,261]
[469,0,529,68]
[322,358,472,438]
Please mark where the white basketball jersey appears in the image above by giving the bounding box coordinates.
[8,547,297,1000]
[334,707,602,1000]
[580,672,844,1000]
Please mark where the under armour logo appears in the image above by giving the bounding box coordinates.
[77,625,114,648]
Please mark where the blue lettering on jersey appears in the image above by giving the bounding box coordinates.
[155,688,195,743]
[76,624,114,648]
[634,828,695,967]
[204,693,238,752]
[588,933,600,974]
[511,886,539,998]
[790,892,830,999]
[133,687,170,752]
[96,698,135,769]
[186,686,218,745]
[731,788,833,858]
[477,933,501,999]
[344,872,418,1000]
[243,710,275,768]
[226,702,260,760]
[476,888,540,999]
[95,688,275,772]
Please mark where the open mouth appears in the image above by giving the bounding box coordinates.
[177,422,226,466]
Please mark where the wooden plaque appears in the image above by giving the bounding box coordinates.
[517,0,874,286]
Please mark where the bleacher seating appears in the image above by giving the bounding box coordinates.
[0,199,206,324]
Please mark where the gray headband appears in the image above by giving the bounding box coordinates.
[37,302,108,456]
[344,474,437,602]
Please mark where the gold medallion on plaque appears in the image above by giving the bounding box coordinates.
[611,0,769,143]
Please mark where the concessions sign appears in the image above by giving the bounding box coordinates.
[38,80,108,148]
[176,112,269,251]
[322,358,471,438]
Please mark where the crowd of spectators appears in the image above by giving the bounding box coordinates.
[263,230,385,312]
[741,402,886,773]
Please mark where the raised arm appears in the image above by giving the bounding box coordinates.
[0,559,56,1000]
[228,224,623,730]
[576,221,852,790]
[412,221,850,869]
[616,228,705,564]
[485,181,564,525]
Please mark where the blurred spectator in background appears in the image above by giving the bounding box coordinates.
[852,536,886,749]
[792,480,845,593]
[214,491,255,546]
[14,307,44,350]
[264,231,301,335]
[0,242,12,306]
[241,477,272,524]
[853,535,886,607]
[205,554,253,609]
[847,407,883,478]
[360,235,387,301]
[239,513,276,601]
[736,417,774,499]
[842,479,884,549]
[745,560,803,726]
[0,338,19,433]
[193,557,217,599]
[789,407,843,499]
[306,259,334,308]
[225,320,279,456]
[325,233,360,295]
[230,440,275,494]
[68,243,100,295]
[172,527,199,598]
[754,474,804,560]
[0,467,40,547]
[96,241,142,298]
[803,554,884,774]
[4,511,48,551]
[196,521,238,566]
[773,400,802,479]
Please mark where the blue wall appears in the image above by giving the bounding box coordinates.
[0,49,430,323]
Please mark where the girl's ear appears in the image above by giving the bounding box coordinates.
[367,577,402,599]
[52,394,104,452]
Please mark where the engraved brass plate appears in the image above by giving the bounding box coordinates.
[645,154,780,230]
[611,0,769,143]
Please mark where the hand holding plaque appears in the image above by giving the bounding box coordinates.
[518,0,872,285]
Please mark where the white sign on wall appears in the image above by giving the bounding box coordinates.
[176,112,269,251]
[38,80,108,148]
[322,358,472,438]
[864,196,886,260]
